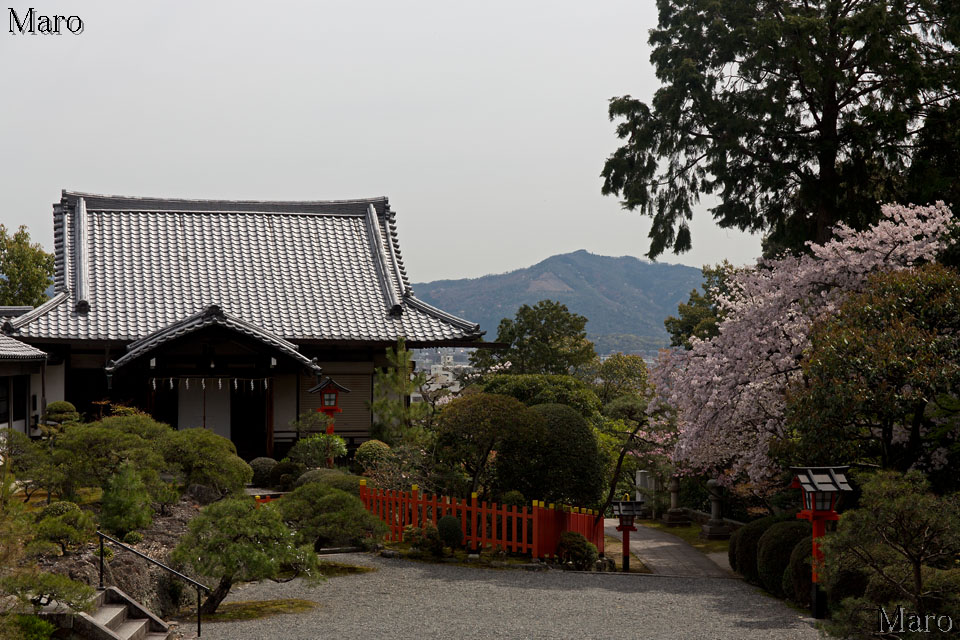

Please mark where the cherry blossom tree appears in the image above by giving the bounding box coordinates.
[649,202,956,488]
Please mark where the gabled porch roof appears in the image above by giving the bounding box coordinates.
[105,305,321,375]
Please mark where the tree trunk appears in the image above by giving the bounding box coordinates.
[594,420,646,527]
[913,560,924,619]
[199,575,233,615]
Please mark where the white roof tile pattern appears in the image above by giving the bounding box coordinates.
[0,334,46,360]
[6,191,482,345]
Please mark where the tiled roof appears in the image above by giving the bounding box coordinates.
[5,191,482,345]
[0,334,46,360]
[105,305,322,374]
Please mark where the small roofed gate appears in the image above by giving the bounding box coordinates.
[358,482,604,559]
[105,305,322,460]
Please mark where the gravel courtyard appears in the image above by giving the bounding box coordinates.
[199,553,819,640]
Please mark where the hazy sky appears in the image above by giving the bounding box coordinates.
[0,1,762,282]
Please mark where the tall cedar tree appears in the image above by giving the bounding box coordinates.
[470,300,596,375]
[0,224,54,306]
[602,0,959,258]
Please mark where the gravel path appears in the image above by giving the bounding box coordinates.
[198,553,818,640]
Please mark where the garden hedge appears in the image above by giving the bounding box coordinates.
[785,535,812,606]
[727,526,741,573]
[249,457,277,487]
[756,520,810,596]
[733,513,792,585]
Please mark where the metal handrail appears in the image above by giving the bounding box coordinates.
[96,531,211,637]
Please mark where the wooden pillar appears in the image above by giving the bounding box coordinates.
[266,377,274,458]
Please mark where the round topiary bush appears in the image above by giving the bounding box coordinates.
[437,515,463,549]
[757,520,811,596]
[786,535,813,606]
[728,526,741,573]
[294,469,365,496]
[44,400,80,424]
[734,513,792,585]
[496,404,604,506]
[355,439,391,471]
[269,460,306,491]
[556,531,598,571]
[500,490,527,509]
[404,522,444,557]
[249,457,278,487]
[279,483,388,551]
[294,468,344,488]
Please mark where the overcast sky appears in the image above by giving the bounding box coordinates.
[0,1,762,282]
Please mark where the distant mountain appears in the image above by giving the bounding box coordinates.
[412,250,703,355]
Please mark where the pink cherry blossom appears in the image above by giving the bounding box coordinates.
[649,203,956,487]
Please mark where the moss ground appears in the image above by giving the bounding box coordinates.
[185,599,318,623]
[603,534,652,573]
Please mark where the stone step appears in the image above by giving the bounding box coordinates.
[114,618,149,640]
[91,603,127,629]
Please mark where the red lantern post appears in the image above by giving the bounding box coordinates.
[307,377,352,467]
[611,498,644,572]
[790,466,851,619]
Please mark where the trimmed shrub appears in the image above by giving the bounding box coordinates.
[39,501,80,520]
[289,434,347,468]
[727,526,741,573]
[786,536,813,606]
[96,415,171,441]
[100,463,153,538]
[123,531,144,545]
[279,483,387,550]
[293,469,364,496]
[404,522,444,557]
[269,461,306,491]
[32,508,95,555]
[556,531,598,570]
[437,516,463,549]
[734,513,792,585]
[249,457,278,487]
[482,374,602,416]
[355,439,391,471]
[44,400,80,424]
[757,521,811,596]
[500,490,526,508]
[162,428,252,494]
[294,468,343,487]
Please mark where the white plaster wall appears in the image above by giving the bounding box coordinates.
[177,382,230,440]
[45,363,65,405]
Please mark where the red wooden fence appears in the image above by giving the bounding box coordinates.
[358,481,604,559]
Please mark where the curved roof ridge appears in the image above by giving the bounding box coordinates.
[404,296,482,334]
[63,190,388,207]
[3,292,69,333]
